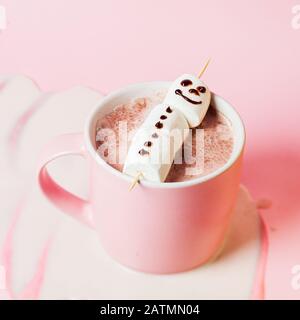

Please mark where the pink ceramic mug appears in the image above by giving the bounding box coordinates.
[37,81,245,274]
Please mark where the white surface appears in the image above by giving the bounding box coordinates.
[0,75,260,299]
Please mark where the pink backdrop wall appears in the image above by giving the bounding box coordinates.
[1,0,300,299]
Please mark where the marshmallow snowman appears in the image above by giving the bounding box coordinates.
[123,74,211,182]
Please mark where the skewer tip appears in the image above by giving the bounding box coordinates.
[129,172,143,191]
[198,58,211,78]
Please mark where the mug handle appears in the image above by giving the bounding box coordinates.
[37,133,94,229]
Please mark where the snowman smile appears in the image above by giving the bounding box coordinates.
[175,89,202,105]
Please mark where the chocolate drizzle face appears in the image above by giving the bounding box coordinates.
[139,149,149,156]
[197,86,206,93]
[144,141,152,147]
[155,121,163,129]
[175,89,202,105]
[189,88,200,96]
[166,106,173,113]
[160,115,167,120]
[180,79,193,87]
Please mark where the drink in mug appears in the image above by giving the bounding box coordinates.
[38,81,245,274]
[94,90,234,182]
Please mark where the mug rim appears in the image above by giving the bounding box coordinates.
[84,81,246,189]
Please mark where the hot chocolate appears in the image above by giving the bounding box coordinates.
[95,91,233,182]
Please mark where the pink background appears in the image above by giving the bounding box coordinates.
[1,0,300,299]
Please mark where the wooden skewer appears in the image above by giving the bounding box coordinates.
[198,58,211,78]
[129,172,143,191]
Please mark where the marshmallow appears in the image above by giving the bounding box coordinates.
[164,74,211,128]
[123,104,189,182]
[123,74,211,182]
